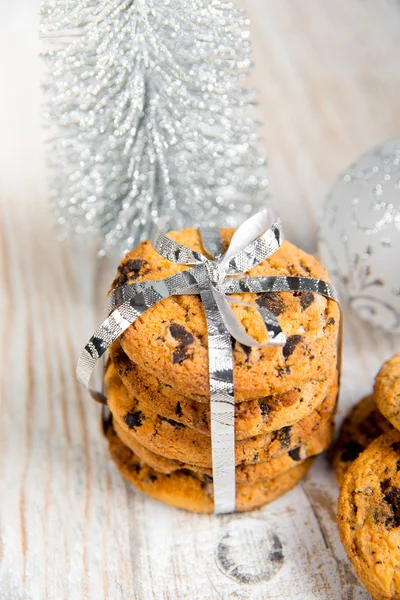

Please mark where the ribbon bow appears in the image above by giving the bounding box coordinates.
[77,209,339,514]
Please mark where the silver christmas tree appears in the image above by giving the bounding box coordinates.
[41,0,268,256]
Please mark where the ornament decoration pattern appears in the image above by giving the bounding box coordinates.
[76,209,340,513]
[319,138,400,332]
[40,0,268,256]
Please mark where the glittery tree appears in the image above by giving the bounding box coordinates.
[41,0,268,256]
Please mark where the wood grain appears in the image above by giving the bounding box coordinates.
[1,0,400,598]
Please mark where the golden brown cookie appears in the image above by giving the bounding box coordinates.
[338,430,400,599]
[107,422,315,513]
[375,353,400,432]
[110,341,338,439]
[332,395,393,485]
[110,228,340,402]
[105,361,338,468]
[114,417,333,484]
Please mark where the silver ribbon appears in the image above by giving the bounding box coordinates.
[76,209,339,514]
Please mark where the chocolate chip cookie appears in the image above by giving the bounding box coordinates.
[114,416,333,484]
[106,421,315,513]
[110,341,338,439]
[338,429,400,599]
[105,361,338,468]
[375,353,400,432]
[332,394,393,485]
[110,228,340,402]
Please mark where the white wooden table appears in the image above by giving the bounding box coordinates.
[1,1,400,598]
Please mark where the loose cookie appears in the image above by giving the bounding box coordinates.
[375,353,400,432]
[106,422,315,513]
[332,394,392,485]
[105,361,338,468]
[338,429,400,599]
[110,341,338,439]
[114,417,334,484]
[110,228,340,402]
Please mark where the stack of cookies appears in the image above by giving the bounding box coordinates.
[104,227,340,513]
[334,353,400,600]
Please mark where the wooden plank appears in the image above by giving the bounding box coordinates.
[2,0,400,598]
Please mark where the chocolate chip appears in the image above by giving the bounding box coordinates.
[277,366,291,378]
[277,426,291,449]
[113,274,127,286]
[180,468,193,477]
[253,453,259,462]
[114,259,148,286]
[148,474,158,482]
[118,259,147,275]
[341,440,364,463]
[282,335,303,359]
[123,411,144,429]
[175,401,183,418]
[300,292,314,310]
[289,447,302,461]
[327,317,335,326]
[169,323,195,345]
[256,293,285,316]
[391,442,400,453]
[381,484,400,529]
[172,346,191,364]
[161,416,185,428]
[259,402,271,417]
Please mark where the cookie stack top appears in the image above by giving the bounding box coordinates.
[111,227,340,402]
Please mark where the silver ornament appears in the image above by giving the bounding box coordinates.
[40,0,268,256]
[318,138,400,332]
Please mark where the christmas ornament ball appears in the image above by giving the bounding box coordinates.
[318,138,400,333]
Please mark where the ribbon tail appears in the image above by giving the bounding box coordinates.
[77,283,179,402]
[196,273,236,514]
[199,226,224,260]
[213,289,286,348]
[219,208,278,267]
[219,210,284,274]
